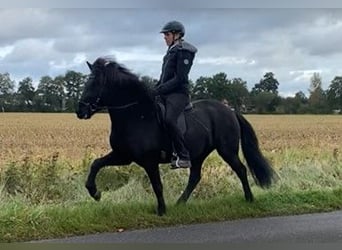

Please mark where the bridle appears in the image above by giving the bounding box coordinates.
[80,73,139,112]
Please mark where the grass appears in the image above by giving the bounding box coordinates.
[0,151,341,242]
[0,113,341,242]
[0,189,340,242]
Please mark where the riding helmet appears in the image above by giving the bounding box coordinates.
[160,20,185,37]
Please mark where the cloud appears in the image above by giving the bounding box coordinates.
[1,8,342,97]
[49,53,87,70]
[0,45,14,59]
[292,16,342,56]
[290,70,323,82]
[198,56,256,66]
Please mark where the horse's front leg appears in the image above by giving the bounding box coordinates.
[85,151,131,201]
[142,163,166,216]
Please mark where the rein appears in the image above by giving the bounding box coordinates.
[80,100,139,112]
[107,101,139,110]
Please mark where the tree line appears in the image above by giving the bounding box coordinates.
[0,71,86,113]
[0,70,341,114]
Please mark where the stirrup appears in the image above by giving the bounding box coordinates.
[170,156,191,169]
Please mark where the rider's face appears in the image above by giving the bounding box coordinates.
[163,32,174,46]
[163,32,180,46]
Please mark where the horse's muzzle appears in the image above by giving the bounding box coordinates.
[76,102,93,119]
[76,111,90,120]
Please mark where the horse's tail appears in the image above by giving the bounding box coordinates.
[235,112,275,188]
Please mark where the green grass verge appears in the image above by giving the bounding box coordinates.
[0,150,341,242]
[0,188,341,242]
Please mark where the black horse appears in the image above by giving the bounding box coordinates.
[76,57,275,216]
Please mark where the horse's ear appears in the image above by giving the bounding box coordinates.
[86,61,93,71]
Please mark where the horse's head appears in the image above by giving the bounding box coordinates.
[77,56,154,119]
[76,57,110,119]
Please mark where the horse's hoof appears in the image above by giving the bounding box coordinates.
[176,199,187,205]
[93,191,102,201]
[156,206,166,216]
[246,195,254,203]
[157,210,165,216]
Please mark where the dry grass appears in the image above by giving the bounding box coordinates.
[0,113,111,166]
[248,115,342,155]
[1,113,341,165]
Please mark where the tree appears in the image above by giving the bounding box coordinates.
[251,72,279,95]
[52,75,66,111]
[251,92,280,113]
[278,92,308,114]
[294,91,308,103]
[0,72,15,111]
[35,76,55,111]
[17,77,36,111]
[210,72,230,101]
[64,71,86,112]
[327,76,342,110]
[250,72,280,113]
[294,91,309,113]
[308,72,328,113]
[192,76,212,100]
[225,78,250,111]
[192,73,230,101]
[310,72,322,91]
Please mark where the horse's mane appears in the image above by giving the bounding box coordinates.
[93,57,153,100]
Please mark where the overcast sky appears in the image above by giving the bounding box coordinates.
[1,8,342,96]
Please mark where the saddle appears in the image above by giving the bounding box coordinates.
[155,100,193,135]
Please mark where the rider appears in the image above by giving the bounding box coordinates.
[153,20,197,169]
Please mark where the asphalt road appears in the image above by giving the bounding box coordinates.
[40,210,342,243]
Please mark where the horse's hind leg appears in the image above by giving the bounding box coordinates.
[85,151,131,201]
[217,148,254,202]
[176,158,204,204]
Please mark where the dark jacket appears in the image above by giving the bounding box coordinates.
[155,40,197,95]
